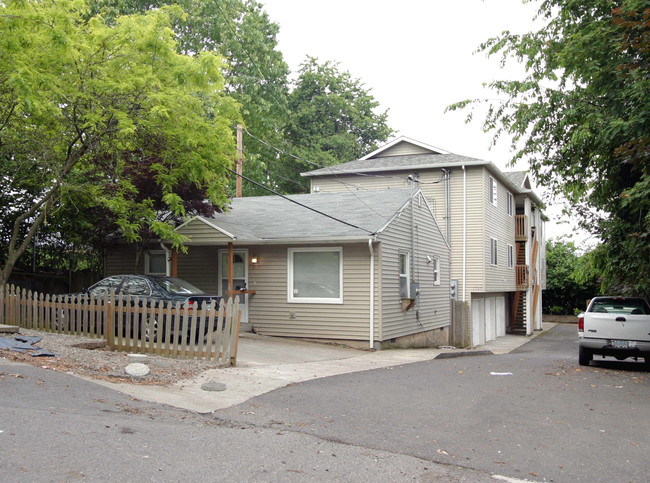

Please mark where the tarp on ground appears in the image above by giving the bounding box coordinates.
[0,336,57,357]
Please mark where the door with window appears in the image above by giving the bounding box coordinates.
[218,249,248,323]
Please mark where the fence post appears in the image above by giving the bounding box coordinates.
[230,297,241,366]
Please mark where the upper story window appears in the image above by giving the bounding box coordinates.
[507,192,514,216]
[288,247,343,304]
[399,251,410,299]
[490,237,498,266]
[508,244,514,269]
[489,176,498,206]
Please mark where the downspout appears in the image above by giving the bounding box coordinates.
[462,165,467,302]
[443,169,451,243]
[368,238,375,350]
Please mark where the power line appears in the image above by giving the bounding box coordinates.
[226,167,375,235]
[242,127,408,218]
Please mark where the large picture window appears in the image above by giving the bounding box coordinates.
[288,247,343,303]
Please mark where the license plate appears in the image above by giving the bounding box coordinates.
[611,340,630,349]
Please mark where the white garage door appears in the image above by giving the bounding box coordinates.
[472,294,506,347]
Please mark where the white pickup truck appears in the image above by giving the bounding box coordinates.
[578,296,650,368]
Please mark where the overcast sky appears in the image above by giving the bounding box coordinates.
[260,0,594,245]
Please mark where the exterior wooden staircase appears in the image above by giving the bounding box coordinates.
[510,223,539,336]
[510,240,528,335]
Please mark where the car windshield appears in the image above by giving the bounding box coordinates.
[153,277,205,295]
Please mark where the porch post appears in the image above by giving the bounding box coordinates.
[171,249,178,278]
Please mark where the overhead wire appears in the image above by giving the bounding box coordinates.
[225,167,376,235]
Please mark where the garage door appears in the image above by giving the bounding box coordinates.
[472,294,506,347]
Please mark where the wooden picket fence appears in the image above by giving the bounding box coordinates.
[0,284,241,365]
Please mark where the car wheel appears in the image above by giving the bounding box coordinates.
[145,317,159,343]
[578,346,592,366]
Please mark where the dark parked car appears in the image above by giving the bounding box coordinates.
[79,275,223,342]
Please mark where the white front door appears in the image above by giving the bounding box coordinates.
[218,249,248,323]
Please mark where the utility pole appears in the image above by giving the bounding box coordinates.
[236,124,243,198]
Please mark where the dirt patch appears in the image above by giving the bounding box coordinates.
[1,329,225,385]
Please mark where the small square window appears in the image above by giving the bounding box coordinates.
[145,251,167,276]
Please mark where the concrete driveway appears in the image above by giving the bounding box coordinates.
[88,326,554,413]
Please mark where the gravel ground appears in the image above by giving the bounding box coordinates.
[0,328,226,385]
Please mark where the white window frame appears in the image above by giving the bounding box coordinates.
[144,250,168,276]
[507,191,514,216]
[508,244,514,269]
[287,247,343,304]
[432,256,441,286]
[489,176,498,206]
[490,237,498,266]
[399,251,411,299]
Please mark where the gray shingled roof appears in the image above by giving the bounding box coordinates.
[503,171,528,188]
[196,189,416,242]
[301,153,486,177]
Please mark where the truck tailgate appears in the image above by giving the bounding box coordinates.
[585,313,650,341]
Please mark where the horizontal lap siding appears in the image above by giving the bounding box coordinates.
[177,246,219,293]
[311,171,407,194]
[247,244,374,341]
[105,244,147,276]
[177,220,233,244]
[450,168,485,294]
[484,171,517,292]
[380,193,450,340]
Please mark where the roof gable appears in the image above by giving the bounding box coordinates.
[361,136,449,159]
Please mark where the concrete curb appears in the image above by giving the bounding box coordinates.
[435,350,493,359]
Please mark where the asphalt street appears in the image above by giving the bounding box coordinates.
[214,324,650,482]
[2,324,648,482]
[0,357,492,481]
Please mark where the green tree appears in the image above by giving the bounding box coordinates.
[89,0,290,197]
[276,57,394,194]
[449,0,650,298]
[0,1,240,287]
[544,240,600,315]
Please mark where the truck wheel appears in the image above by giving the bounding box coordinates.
[644,357,650,371]
[579,346,592,366]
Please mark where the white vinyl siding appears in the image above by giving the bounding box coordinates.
[379,192,450,340]
[484,168,517,291]
[246,244,374,340]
